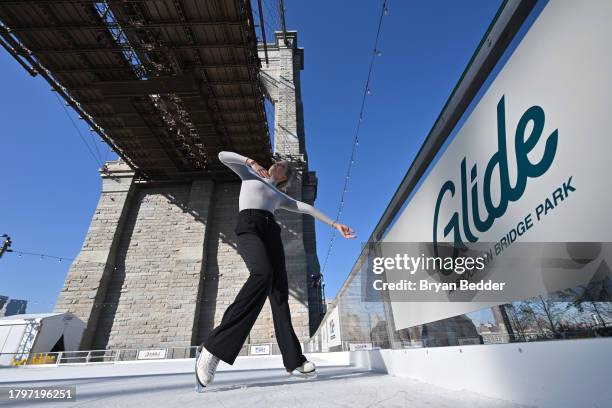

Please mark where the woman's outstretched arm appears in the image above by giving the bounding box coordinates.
[279,196,335,226]
[278,194,356,238]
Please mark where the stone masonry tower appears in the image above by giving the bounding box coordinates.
[258,31,326,338]
[54,30,326,352]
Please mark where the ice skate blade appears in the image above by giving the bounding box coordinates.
[195,380,206,393]
[287,370,317,380]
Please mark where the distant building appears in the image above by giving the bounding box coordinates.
[0,295,8,316]
[0,296,27,317]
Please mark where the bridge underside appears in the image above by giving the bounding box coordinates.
[0,0,272,181]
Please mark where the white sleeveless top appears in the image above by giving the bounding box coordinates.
[218,151,335,227]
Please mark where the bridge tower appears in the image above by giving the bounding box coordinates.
[54,31,325,351]
[258,30,326,337]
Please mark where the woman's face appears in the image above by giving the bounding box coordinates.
[269,161,288,182]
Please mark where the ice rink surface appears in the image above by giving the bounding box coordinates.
[1,365,533,408]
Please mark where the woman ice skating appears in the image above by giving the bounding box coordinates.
[195,151,356,390]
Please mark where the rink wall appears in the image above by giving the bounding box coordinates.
[353,337,612,408]
[3,338,610,408]
[0,351,351,383]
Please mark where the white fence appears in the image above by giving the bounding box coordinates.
[0,342,308,367]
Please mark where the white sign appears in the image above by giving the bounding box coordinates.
[349,342,373,351]
[384,0,612,329]
[327,307,342,347]
[321,320,328,352]
[250,345,270,355]
[137,349,166,360]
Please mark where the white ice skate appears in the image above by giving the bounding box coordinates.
[287,360,317,379]
[195,345,220,392]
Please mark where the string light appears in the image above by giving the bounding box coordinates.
[23,294,250,310]
[7,250,198,308]
[7,250,209,310]
[6,249,106,266]
[320,0,389,284]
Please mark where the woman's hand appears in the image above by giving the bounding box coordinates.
[332,222,356,239]
[247,159,270,179]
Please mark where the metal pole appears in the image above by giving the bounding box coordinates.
[279,0,288,46]
[0,234,12,259]
[256,0,269,64]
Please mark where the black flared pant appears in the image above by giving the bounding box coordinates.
[202,209,307,371]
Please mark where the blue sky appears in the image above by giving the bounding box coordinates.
[0,0,502,313]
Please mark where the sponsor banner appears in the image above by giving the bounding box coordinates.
[321,320,328,352]
[383,0,612,328]
[250,345,270,355]
[327,307,342,348]
[348,342,373,351]
[137,349,166,360]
